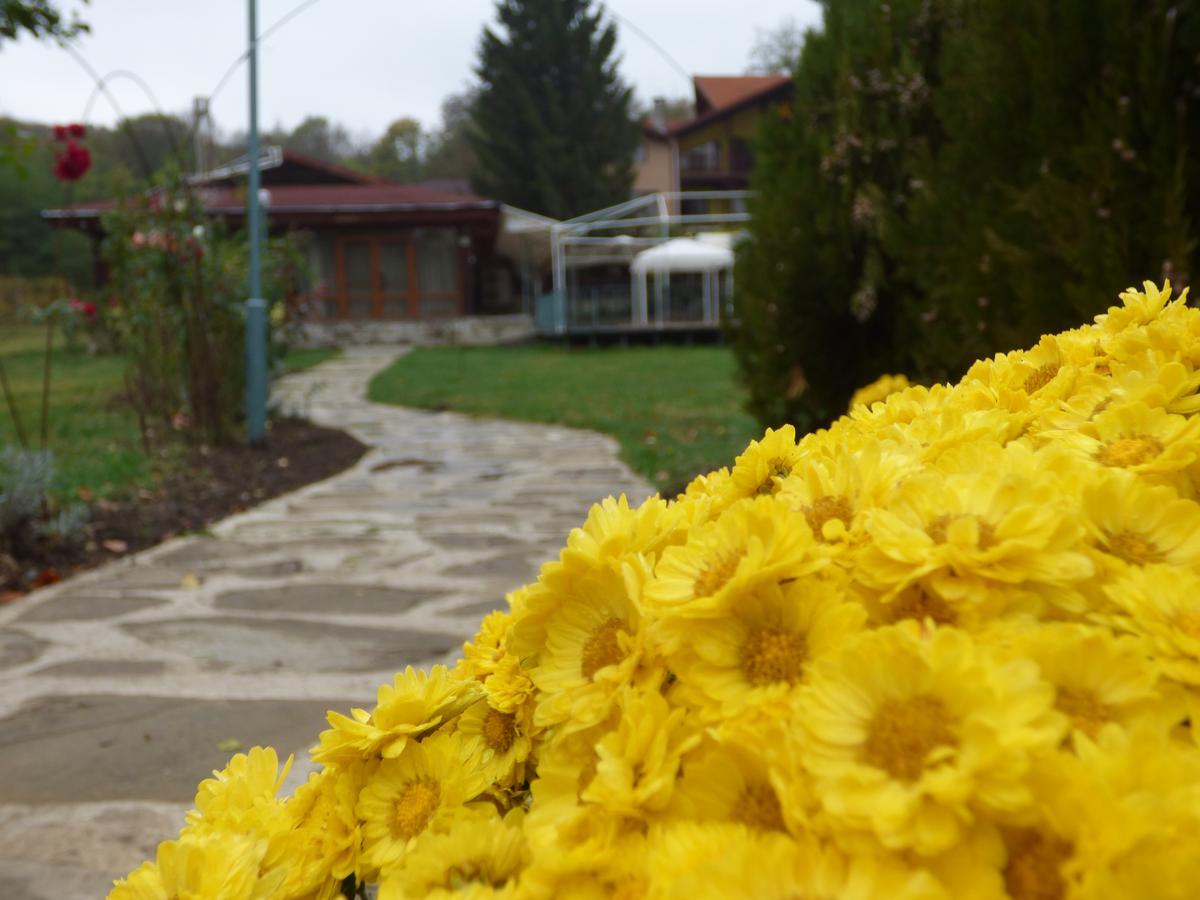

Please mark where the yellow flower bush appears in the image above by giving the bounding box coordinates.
[111,282,1200,899]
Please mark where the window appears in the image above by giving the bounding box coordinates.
[730,137,754,174]
[681,139,721,174]
[333,230,462,320]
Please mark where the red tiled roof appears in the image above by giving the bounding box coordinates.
[693,75,790,113]
[664,75,794,139]
[45,183,496,219]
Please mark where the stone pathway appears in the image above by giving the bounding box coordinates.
[0,348,652,899]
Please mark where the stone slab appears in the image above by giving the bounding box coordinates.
[0,631,47,670]
[214,583,442,615]
[443,553,539,583]
[0,695,355,803]
[123,617,458,673]
[16,594,167,623]
[34,659,168,677]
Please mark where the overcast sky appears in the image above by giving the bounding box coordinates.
[0,0,821,140]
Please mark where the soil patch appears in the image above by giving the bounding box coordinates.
[1,418,366,596]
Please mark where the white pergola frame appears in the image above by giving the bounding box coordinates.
[544,190,751,334]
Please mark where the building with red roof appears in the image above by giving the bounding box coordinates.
[636,74,793,212]
[44,150,553,341]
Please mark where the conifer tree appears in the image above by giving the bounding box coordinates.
[470,0,640,220]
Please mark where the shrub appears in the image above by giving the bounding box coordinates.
[101,175,305,446]
[0,445,86,557]
[110,283,1200,898]
[731,0,1199,433]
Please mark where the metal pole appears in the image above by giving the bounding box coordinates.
[245,0,267,445]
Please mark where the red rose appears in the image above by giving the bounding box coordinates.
[67,123,86,138]
[82,301,97,318]
[52,125,68,141]
[52,140,91,182]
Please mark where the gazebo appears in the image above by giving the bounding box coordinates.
[629,236,735,327]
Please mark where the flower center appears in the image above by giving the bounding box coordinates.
[1054,687,1110,739]
[733,783,787,832]
[862,696,957,781]
[804,494,853,540]
[740,627,807,686]
[1096,435,1162,468]
[482,708,517,753]
[581,617,629,680]
[929,513,996,549]
[1023,363,1061,394]
[694,550,742,598]
[755,458,793,495]
[1103,530,1163,566]
[884,585,957,626]
[392,778,440,841]
[445,862,496,889]
[1003,828,1072,900]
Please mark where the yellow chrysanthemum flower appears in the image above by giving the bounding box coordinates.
[269,762,371,897]
[1104,564,1200,686]
[797,624,1064,856]
[457,610,513,682]
[112,282,1200,896]
[581,685,700,819]
[1059,400,1200,488]
[849,373,913,412]
[724,424,805,501]
[355,732,490,876]
[187,745,292,835]
[1081,470,1200,575]
[456,697,535,787]
[557,493,687,574]
[644,494,826,618]
[658,575,864,721]
[1096,280,1186,334]
[1005,622,1183,743]
[313,665,482,766]
[108,830,284,900]
[857,445,1093,611]
[482,653,536,714]
[377,806,527,900]
[668,742,791,835]
[530,561,657,734]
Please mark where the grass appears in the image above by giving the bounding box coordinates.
[0,326,341,502]
[279,346,341,374]
[367,344,761,492]
[0,322,150,500]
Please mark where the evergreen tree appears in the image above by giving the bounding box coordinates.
[732,0,1200,431]
[470,0,640,219]
[731,0,945,430]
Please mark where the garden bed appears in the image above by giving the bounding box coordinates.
[0,417,366,598]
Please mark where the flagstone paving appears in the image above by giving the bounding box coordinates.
[0,347,652,899]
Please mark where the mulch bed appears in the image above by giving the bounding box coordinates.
[0,417,367,598]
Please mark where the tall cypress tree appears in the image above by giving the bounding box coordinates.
[470,0,640,220]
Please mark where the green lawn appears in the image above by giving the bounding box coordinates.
[0,324,341,501]
[0,323,149,500]
[367,345,761,492]
[278,346,341,375]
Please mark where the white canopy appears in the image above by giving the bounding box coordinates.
[629,237,734,275]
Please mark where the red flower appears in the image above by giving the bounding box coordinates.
[82,301,97,318]
[52,140,91,182]
[51,123,86,141]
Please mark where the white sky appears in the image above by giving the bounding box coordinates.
[0,1,821,140]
